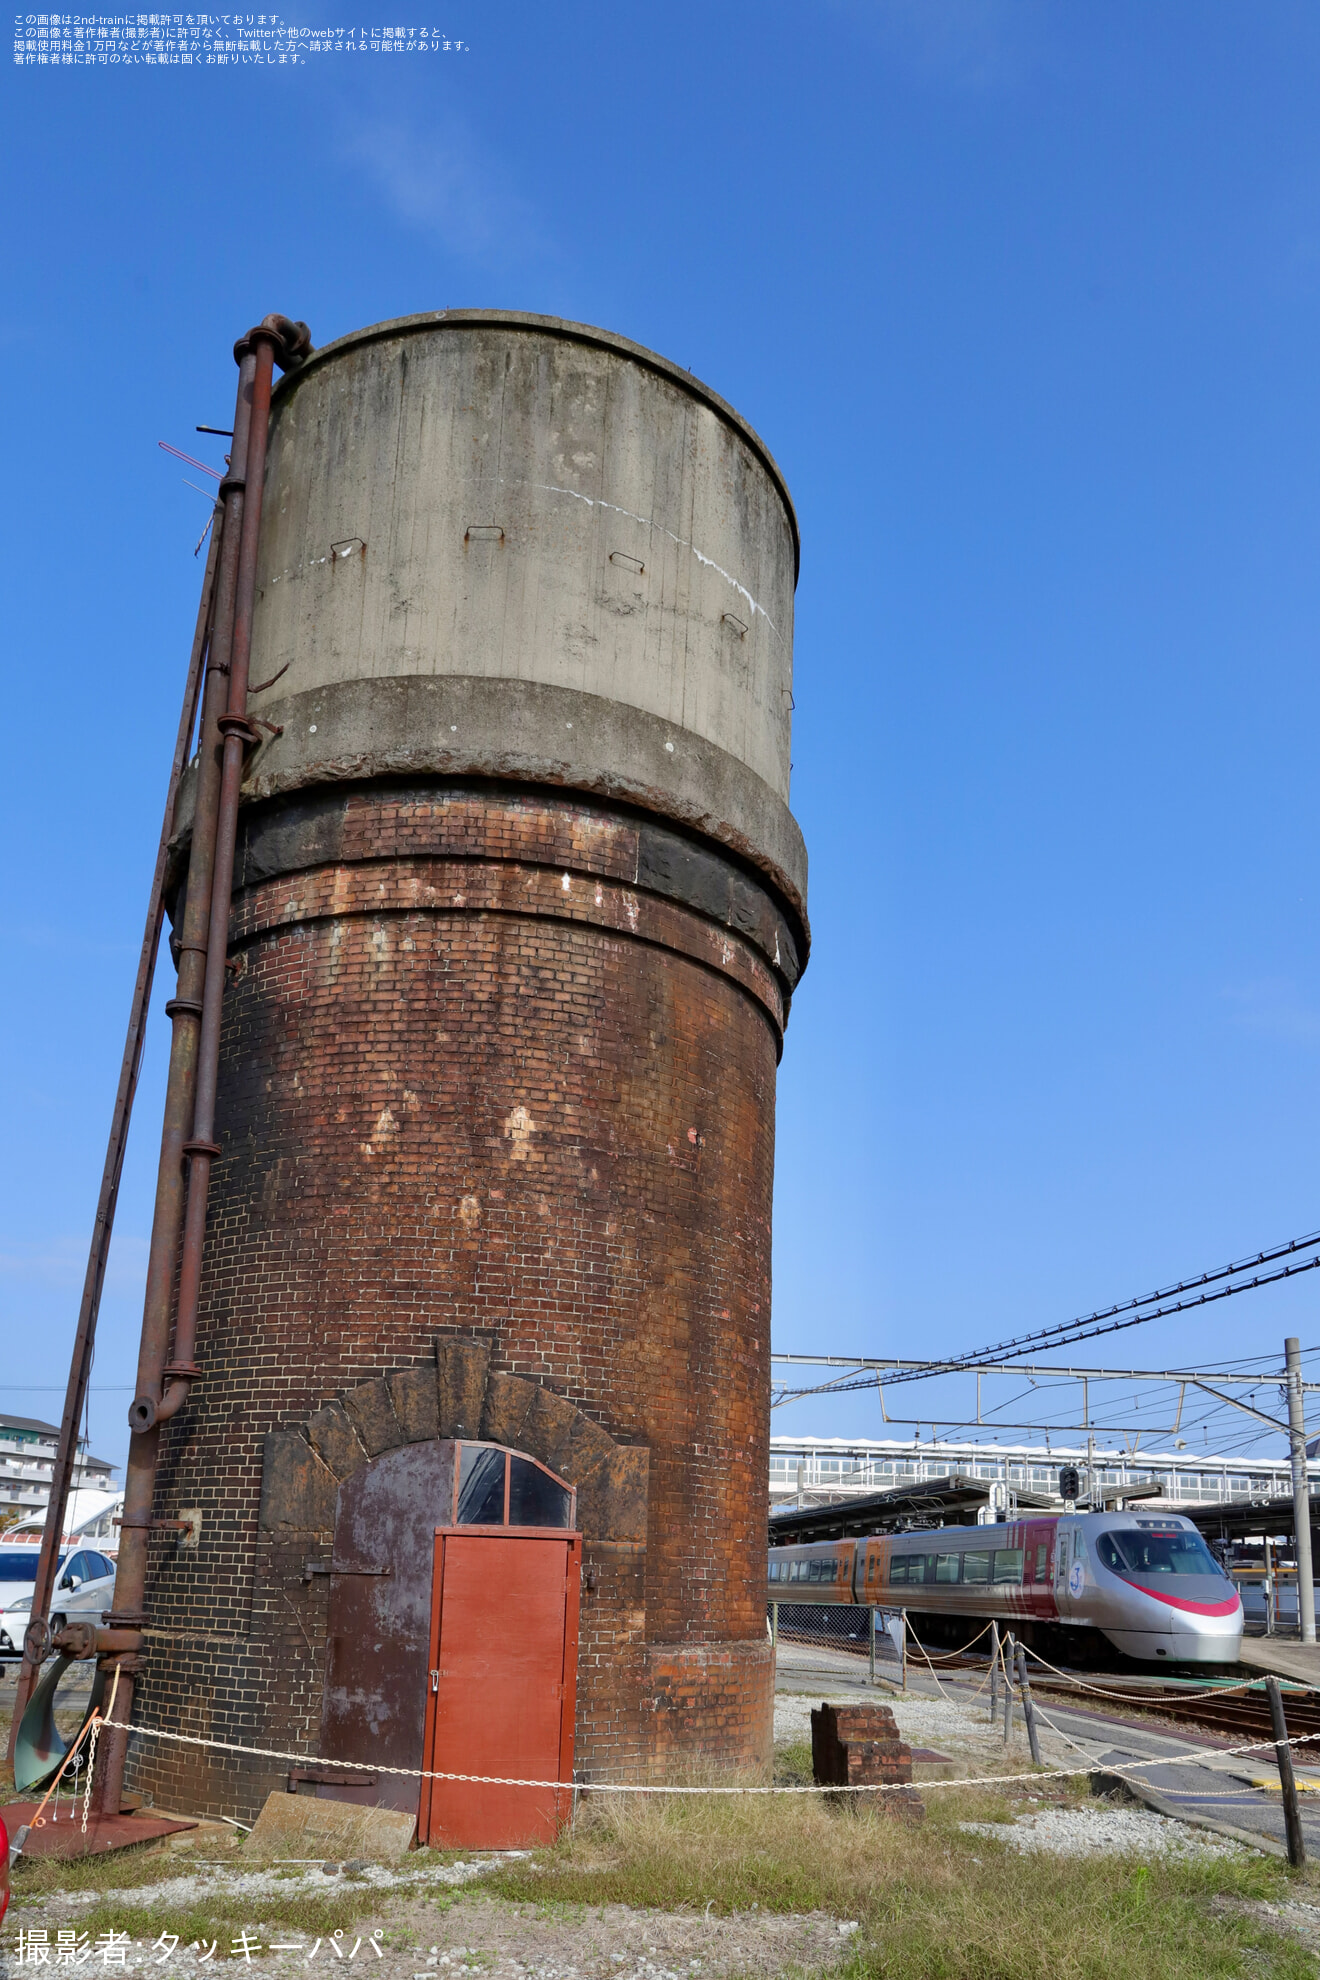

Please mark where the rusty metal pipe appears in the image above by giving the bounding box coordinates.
[126,352,257,1440]
[91,358,256,1820]
[93,314,310,1819]
[160,324,281,1421]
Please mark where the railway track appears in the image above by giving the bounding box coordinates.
[917,1647,1320,1743]
[779,1627,1320,1745]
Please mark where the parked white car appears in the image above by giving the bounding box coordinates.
[0,1548,116,1656]
[0,1589,33,1658]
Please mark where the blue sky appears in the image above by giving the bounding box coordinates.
[6,0,1320,1483]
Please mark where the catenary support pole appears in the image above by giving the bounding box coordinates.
[1267,1675,1306,1868]
[1286,1337,1316,1644]
[5,504,224,1768]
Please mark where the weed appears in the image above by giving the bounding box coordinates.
[483,1786,1311,1979]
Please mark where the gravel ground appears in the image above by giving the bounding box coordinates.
[0,1894,860,1980]
[774,1686,1066,1772]
[958,1805,1248,1861]
[12,1858,524,1912]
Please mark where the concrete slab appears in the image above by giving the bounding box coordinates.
[1237,1639,1320,1687]
[243,1791,416,1862]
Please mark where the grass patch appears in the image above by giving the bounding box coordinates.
[10,1833,248,1901]
[483,1786,1314,1980]
[50,1888,393,1944]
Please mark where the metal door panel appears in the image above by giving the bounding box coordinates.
[320,1440,457,1811]
[420,1530,580,1849]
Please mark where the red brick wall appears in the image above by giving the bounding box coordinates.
[133,786,786,1813]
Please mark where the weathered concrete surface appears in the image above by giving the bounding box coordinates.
[234,312,805,918]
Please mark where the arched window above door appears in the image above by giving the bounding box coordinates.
[455,1442,575,1531]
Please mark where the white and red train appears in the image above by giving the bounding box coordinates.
[768,1510,1242,1664]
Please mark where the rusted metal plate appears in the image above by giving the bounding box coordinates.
[4,1802,197,1859]
[419,1532,580,1849]
[319,1441,457,1812]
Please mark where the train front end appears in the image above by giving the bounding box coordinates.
[1063,1513,1243,1664]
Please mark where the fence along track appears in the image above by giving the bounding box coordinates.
[771,1602,1320,1745]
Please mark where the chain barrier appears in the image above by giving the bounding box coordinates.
[97,1712,1320,1803]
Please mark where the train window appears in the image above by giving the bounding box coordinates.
[888,1556,910,1584]
[992,1549,1024,1584]
[1097,1528,1225,1578]
[1035,1542,1049,1580]
[457,1445,507,1525]
[962,1551,991,1585]
[935,1553,960,1583]
[509,1455,574,1528]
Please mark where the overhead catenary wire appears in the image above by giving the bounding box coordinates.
[773,1233,1320,1410]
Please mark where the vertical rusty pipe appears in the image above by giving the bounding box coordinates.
[95,314,309,1818]
[3,509,226,1767]
[160,324,279,1419]
[126,353,258,1441]
[91,358,256,1819]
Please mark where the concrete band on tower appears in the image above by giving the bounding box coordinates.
[136,311,809,1816]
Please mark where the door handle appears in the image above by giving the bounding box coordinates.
[430,1668,440,1692]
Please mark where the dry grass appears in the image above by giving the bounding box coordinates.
[482,1785,1317,1980]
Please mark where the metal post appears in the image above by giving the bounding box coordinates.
[1016,1644,1042,1766]
[1002,1631,1015,1744]
[869,1606,876,1685]
[989,1620,999,1722]
[1286,1339,1316,1644]
[900,1608,907,1690]
[771,1600,778,1650]
[1267,1675,1306,1867]
[1265,1537,1276,1636]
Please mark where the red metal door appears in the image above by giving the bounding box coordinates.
[419,1529,581,1849]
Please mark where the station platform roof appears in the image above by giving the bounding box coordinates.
[766,1471,1058,1543]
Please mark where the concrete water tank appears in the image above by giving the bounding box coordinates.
[141,310,808,1815]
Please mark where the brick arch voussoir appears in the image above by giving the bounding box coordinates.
[281,1336,647,1545]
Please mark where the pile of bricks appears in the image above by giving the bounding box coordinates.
[809,1703,925,1818]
